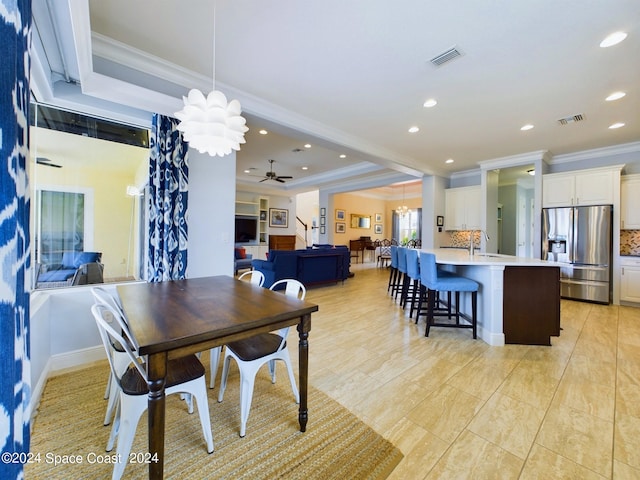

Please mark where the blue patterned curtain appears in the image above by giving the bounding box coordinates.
[0,1,32,478]
[147,114,188,281]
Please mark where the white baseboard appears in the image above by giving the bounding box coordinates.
[49,345,106,372]
[30,345,106,424]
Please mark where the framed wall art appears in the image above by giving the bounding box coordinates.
[335,222,346,233]
[269,208,289,228]
[375,213,382,223]
[335,209,345,221]
[374,224,383,234]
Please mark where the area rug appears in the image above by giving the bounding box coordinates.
[26,362,402,479]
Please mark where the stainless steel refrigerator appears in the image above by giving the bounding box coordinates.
[542,205,612,304]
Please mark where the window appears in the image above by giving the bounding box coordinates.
[393,208,422,245]
[30,103,149,289]
[37,189,89,265]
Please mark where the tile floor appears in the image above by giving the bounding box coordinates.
[300,262,640,479]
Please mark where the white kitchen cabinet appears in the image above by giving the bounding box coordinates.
[621,175,640,230]
[543,168,615,207]
[620,257,640,303]
[445,186,481,231]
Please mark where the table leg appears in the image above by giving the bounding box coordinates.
[297,314,311,432]
[147,352,167,479]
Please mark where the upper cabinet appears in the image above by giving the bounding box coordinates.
[621,175,640,230]
[445,186,481,231]
[542,167,616,207]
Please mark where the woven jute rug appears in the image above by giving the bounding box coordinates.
[26,361,402,479]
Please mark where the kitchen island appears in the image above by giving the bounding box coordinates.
[425,248,561,346]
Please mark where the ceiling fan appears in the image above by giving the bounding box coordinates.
[36,157,62,168]
[260,159,292,183]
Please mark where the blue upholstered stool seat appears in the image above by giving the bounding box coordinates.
[419,252,479,339]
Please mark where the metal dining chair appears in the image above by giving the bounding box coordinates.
[91,304,214,480]
[91,287,130,426]
[210,269,266,389]
[238,269,265,286]
[217,278,305,437]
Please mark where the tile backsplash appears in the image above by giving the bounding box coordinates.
[448,231,481,248]
[620,230,640,256]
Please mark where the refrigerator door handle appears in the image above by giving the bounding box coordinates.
[568,207,575,263]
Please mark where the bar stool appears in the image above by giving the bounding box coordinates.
[404,248,421,318]
[387,245,400,295]
[419,252,479,338]
[395,247,408,303]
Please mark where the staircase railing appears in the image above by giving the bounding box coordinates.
[296,216,308,248]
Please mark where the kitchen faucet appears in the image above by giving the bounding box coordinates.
[469,230,490,256]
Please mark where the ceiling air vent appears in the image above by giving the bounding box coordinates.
[430,46,463,67]
[557,114,585,125]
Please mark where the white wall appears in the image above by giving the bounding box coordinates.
[187,151,236,278]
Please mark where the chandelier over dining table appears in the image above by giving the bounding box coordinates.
[174,2,248,157]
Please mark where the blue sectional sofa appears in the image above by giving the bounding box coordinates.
[252,246,350,288]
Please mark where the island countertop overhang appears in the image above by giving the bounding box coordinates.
[423,248,558,267]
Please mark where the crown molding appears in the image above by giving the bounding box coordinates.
[550,141,640,165]
[478,150,550,170]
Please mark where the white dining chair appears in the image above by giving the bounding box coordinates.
[217,278,305,437]
[91,287,130,426]
[91,304,214,480]
[238,269,265,286]
[209,269,266,389]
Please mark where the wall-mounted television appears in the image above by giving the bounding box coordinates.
[234,216,258,243]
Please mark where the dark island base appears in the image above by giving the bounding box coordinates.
[503,266,561,346]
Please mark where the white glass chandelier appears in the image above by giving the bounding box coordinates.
[396,185,411,217]
[174,3,248,157]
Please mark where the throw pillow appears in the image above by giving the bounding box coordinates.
[235,247,246,259]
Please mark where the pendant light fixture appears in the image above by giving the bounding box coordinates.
[174,2,248,156]
[396,184,411,217]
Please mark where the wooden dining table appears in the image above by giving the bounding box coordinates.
[116,275,319,479]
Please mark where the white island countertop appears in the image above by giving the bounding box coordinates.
[419,248,560,346]
[424,248,558,267]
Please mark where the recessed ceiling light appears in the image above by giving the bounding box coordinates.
[423,98,437,108]
[606,91,626,101]
[609,122,625,129]
[259,129,268,135]
[302,166,308,170]
[445,158,454,164]
[527,169,535,176]
[243,169,251,173]
[339,154,346,159]
[600,31,627,48]
[304,144,311,148]
[408,126,420,133]
[520,124,534,131]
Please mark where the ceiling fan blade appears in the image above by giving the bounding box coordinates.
[275,178,285,183]
[259,178,268,182]
[277,176,293,179]
[36,158,62,168]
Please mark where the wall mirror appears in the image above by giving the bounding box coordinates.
[350,214,371,229]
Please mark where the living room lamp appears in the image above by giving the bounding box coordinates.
[174,2,248,157]
[396,185,411,217]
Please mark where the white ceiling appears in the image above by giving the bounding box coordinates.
[31,0,640,196]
